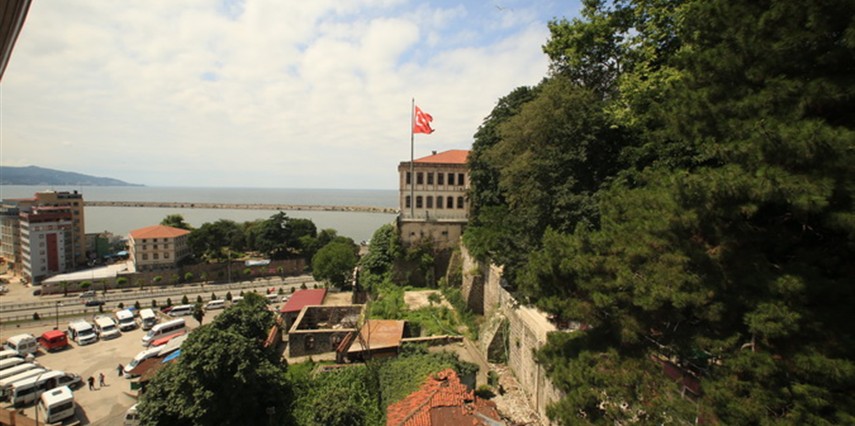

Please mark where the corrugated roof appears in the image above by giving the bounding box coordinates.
[279,288,327,313]
[129,225,191,239]
[348,320,405,353]
[413,150,469,165]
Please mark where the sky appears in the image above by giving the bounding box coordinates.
[1,0,581,189]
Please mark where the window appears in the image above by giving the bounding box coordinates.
[406,172,411,185]
[142,254,148,260]
[164,252,170,259]
[458,173,465,186]
[437,172,444,185]
[457,196,465,209]
[447,196,454,209]
[417,172,424,185]
[436,197,443,209]
[448,173,455,186]
[153,253,159,260]
[427,172,434,185]
[153,244,158,250]
[416,196,423,208]
[405,196,411,208]
[426,196,433,208]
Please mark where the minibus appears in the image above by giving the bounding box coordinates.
[0,368,47,400]
[67,320,98,345]
[168,304,194,317]
[116,309,138,331]
[38,386,75,423]
[94,316,121,340]
[0,363,38,381]
[4,334,38,356]
[0,357,25,372]
[142,318,186,346]
[38,330,69,352]
[0,349,19,361]
[124,347,162,378]
[204,300,225,310]
[8,370,80,406]
[139,308,158,330]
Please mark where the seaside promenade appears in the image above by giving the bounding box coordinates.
[85,200,398,214]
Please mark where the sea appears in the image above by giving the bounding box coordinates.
[0,186,399,243]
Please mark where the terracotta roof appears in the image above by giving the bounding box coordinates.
[348,320,405,353]
[386,369,503,426]
[129,225,191,239]
[413,150,469,165]
[279,288,327,313]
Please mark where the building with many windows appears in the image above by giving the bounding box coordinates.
[20,206,73,282]
[397,149,470,247]
[128,225,191,272]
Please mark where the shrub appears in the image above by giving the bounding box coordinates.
[33,312,40,320]
[151,299,158,307]
[134,301,141,310]
[475,385,495,399]
[196,295,203,304]
[226,291,232,301]
[181,295,189,305]
[166,297,173,307]
[118,302,125,309]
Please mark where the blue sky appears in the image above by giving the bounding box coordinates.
[1,0,581,189]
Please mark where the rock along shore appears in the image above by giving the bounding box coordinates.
[85,200,398,214]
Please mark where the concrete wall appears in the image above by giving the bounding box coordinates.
[461,246,564,423]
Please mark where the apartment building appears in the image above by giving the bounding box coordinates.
[397,149,470,247]
[32,190,86,266]
[20,206,73,282]
[128,225,191,272]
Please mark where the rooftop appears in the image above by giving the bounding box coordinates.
[386,369,503,426]
[280,288,327,314]
[413,150,469,165]
[129,225,191,239]
[348,319,405,353]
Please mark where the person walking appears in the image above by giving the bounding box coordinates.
[99,372,106,387]
[87,376,95,390]
[117,363,123,377]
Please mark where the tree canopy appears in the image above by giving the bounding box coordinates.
[465,0,855,423]
[312,240,358,288]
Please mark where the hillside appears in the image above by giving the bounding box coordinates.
[0,165,142,186]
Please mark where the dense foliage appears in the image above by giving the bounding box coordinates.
[311,239,359,288]
[465,0,855,423]
[138,293,292,425]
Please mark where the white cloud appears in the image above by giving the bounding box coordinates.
[0,0,579,188]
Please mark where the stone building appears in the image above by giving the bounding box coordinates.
[128,225,191,272]
[397,149,469,248]
[287,304,364,358]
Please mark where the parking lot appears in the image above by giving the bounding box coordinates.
[2,312,202,425]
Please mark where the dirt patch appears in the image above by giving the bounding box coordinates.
[490,363,546,425]
[403,290,451,310]
[322,291,354,306]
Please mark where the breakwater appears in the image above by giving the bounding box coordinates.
[85,200,399,214]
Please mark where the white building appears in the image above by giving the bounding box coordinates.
[128,225,191,272]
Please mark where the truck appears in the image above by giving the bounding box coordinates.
[38,330,69,352]
[67,320,98,345]
[116,309,137,331]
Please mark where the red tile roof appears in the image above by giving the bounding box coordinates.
[279,288,327,313]
[386,369,503,426]
[129,225,191,239]
[413,150,469,165]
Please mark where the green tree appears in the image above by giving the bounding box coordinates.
[58,281,70,297]
[212,293,273,341]
[192,302,205,325]
[116,277,128,290]
[184,272,194,283]
[181,295,189,305]
[152,276,162,287]
[312,241,358,288]
[160,214,193,230]
[188,220,245,261]
[80,281,92,292]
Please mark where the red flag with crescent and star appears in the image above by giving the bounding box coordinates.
[413,105,434,134]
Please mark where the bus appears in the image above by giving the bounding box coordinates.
[8,370,80,406]
[38,386,75,423]
[142,319,186,346]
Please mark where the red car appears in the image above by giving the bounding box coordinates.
[38,330,69,352]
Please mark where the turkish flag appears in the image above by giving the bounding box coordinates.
[413,105,435,134]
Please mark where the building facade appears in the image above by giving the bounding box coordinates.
[128,225,191,272]
[20,207,73,282]
[397,149,470,247]
[32,191,86,266]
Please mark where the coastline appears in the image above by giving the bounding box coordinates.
[85,200,399,214]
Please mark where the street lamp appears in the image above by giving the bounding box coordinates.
[54,302,63,330]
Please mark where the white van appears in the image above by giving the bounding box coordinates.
[0,363,38,381]
[4,334,38,356]
[204,299,225,310]
[94,316,121,339]
[168,304,194,317]
[124,347,162,378]
[9,370,80,406]
[0,357,25,372]
[38,386,75,424]
[266,293,280,304]
[116,309,137,331]
[0,367,47,399]
[67,320,98,345]
[140,308,158,330]
[0,349,21,361]
[142,318,186,346]
[124,403,140,426]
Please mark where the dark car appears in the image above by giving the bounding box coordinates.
[84,299,106,307]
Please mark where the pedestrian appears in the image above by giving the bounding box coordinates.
[87,376,95,390]
[117,363,124,377]
[99,372,106,387]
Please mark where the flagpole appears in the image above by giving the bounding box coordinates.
[410,98,415,219]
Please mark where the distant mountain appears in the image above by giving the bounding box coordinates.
[0,165,143,186]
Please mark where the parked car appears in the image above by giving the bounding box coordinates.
[84,299,106,307]
[78,290,96,299]
[38,330,69,352]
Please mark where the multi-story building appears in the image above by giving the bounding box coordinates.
[397,149,470,247]
[128,225,191,272]
[32,191,86,266]
[0,201,27,273]
[20,206,74,282]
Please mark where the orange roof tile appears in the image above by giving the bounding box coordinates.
[129,225,191,239]
[413,150,469,165]
[386,369,503,426]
